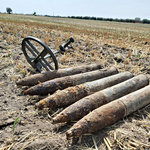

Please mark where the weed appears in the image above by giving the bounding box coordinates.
[13,117,19,134]
[137,53,141,58]
[20,71,25,76]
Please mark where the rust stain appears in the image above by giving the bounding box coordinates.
[66,100,126,138]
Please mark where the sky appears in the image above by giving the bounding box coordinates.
[0,0,150,20]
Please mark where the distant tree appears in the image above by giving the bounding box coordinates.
[33,12,36,15]
[83,16,90,20]
[114,18,119,22]
[125,19,131,22]
[97,17,103,21]
[135,17,141,21]
[135,17,141,23]
[143,19,150,24]
[119,19,125,22]
[103,18,107,21]
[108,18,113,21]
[130,19,135,23]
[76,16,83,19]
[90,17,96,20]
[6,7,12,14]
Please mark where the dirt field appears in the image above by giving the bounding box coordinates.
[0,14,150,150]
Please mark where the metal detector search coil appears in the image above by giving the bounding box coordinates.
[22,36,74,72]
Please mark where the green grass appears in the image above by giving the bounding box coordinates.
[13,117,19,134]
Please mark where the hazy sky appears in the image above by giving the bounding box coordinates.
[0,0,150,19]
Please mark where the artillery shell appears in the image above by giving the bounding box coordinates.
[53,74,149,123]
[66,85,150,138]
[16,63,102,86]
[35,71,133,109]
[24,67,118,95]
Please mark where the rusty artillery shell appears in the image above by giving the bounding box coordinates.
[23,67,118,96]
[35,71,133,109]
[53,74,149,123]
[16,63,103,86]
[66,85,150,138]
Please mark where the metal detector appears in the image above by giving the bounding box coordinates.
[22,36,74,72]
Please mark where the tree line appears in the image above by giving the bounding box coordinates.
[68,16,150,24]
